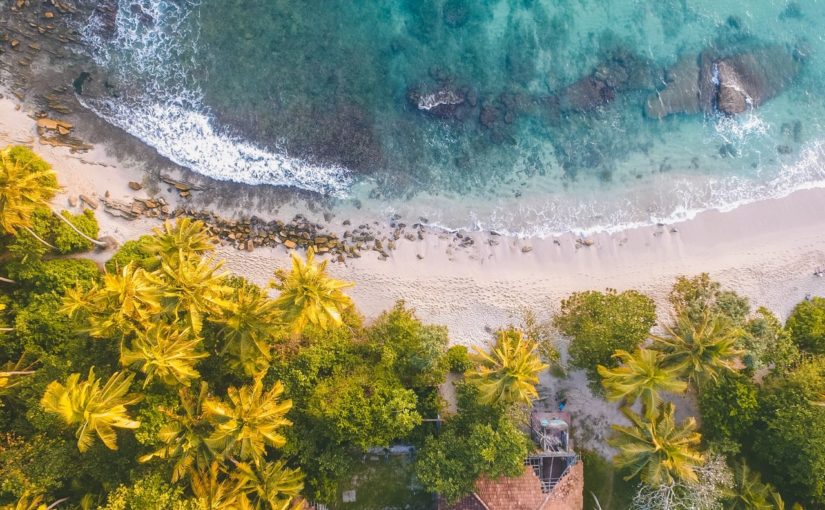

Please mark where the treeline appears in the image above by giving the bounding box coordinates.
[555,278,825,509]
[0,146,551,509]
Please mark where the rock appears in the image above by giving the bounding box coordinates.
[79,194,98,209]
[714,48,801,116]
[407,84,468,119]
[521,246,533,253]
[37,118,73,132]
[645,55,702,119]
[128,181,142,191]
[246,240,254,252]
[68,196,77,207]
[283,239,297,249]
[98,236,119,251]
[44,11,54,18]
[777,144,792,154]
[10,40,20,49]
[416,254,424,260]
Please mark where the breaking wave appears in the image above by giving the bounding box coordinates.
[78,0,351,196]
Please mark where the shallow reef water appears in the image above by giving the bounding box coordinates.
[79,0,825,235]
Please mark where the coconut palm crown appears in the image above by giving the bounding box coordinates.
[651,312,745,385]
[41,368,141,452]
[269,248,354,334]
[120,324,207,387]
[0,146,58,235]
[609,402,704,486]
[598,348,688,417]
[466,328,548,407]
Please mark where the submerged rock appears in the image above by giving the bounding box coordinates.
[646,46,802,118]
[406,83,469,119]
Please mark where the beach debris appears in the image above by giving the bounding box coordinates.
[576,238,595,247]
[128,181,143,191]
[521,245,533,253]
[67,196,77,207]
[160,175,204,197]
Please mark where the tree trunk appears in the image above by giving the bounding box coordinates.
[0,276,16,284]
[52,209,108,248]
[24,226,57,250]
[0,328,14,332]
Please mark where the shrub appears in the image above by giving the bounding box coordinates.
[670,273,750,325]
[105,235,156,272]
[554,289,656,384]
[785,297,825,354]
[743,307,799,371]
[446,345,472,373]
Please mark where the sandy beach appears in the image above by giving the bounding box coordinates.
[4,91,825,454]
[2,95,825,346]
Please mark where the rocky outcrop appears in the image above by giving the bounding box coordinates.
[647,46,801,118]
[645,55,702,118]
[407,83,475,120]
[558,50,658,112]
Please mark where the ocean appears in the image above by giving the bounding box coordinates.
[77,0,825,236]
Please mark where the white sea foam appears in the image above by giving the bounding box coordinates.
[78,0,351,196]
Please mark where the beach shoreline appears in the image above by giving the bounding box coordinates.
[2,95,824,345]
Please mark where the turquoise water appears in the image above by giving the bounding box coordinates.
[79,0,825,235]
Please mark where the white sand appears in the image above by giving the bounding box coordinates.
[4,95,825,450]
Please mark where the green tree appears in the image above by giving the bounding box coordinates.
[609,403,704,486]
[751,359,825,507]
[651,312,744,386]
[40,368,141,452]
[97,472,199,510]
[597,348,687,417]
[744,307,799,371]
[307,370,421,450]
[368,301,449,389]
[697,372,758,455]
[415,385,530,503]
[785,297,825,354]
[155,253,230,335]
[120,324,207,387]
[270,248,354,334]
[466,328,547,407]
[554,289,656,384]
[204,377,292,465]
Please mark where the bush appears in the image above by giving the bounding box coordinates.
[670,273,750,325]
[785,297,825,354]
[446,345,472,373]
[105,235,156,272]
[11,258,100,296]
[98,472,199,510]
[554,289,656,384]
[743,307,799,371]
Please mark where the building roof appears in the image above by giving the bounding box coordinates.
[439,467,546,510]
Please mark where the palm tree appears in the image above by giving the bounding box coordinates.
[232,460,304,510]
[190,461,241,510]
[63,264,163,338]
[466,328,548,407]
[144,218,215,263]
[0,356,35,395]
[139,382,217,482]
[651,312,744,386]
[156,253,229,334]
[204,377,292,465]
[609,402,704,486]
[0,145,106,248]
[270,248,354,334]
[213,285,284,376]
[725,460,781,510]
[120,324,207,387]
[41,367,141,452]
[598,348,688,417]
[3,493,67,510]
